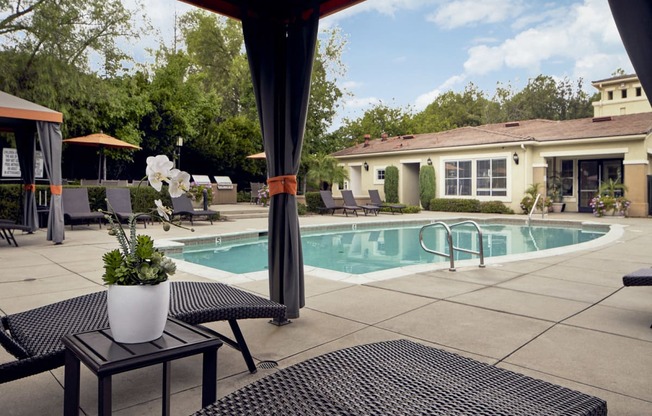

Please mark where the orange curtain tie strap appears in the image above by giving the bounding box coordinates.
[50,185,63,195]
[267,175,297,196]
[23,184,36,192]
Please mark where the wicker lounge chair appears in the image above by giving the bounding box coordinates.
[341,190,379,216]
[623,268,652,327]
[368,189,405,214]
[62,188,105,229]
[319,190,359,217]
[0,281,286,384]
[0,219,32,247]
[105,188,151,228]
[172,195,218,225]
[194,339,607,416]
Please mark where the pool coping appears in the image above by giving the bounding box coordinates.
[157,217,622,285]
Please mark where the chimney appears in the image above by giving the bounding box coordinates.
[381,132,388,141]
[363,134,370,147]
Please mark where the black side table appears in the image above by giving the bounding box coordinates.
[62,317,222,416]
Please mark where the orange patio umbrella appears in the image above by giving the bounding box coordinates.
[63,133,141,181]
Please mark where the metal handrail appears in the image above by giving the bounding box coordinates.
[419,220,485,271]
[527,193,542,226]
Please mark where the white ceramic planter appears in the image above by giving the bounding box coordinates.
[107,280,170,343]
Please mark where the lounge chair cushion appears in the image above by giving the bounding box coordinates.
[0,281,286,384]
[623,268,652,286]
[194,339,606,416]
[172,195,218,225]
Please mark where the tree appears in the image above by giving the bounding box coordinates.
[419,165,436,210]
[413,83,489,133]
[337,102,414,144]
[305,154,348,190]
[384,165,399,203]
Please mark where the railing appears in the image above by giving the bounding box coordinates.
[527,193,542,226]
[419,220,485,272]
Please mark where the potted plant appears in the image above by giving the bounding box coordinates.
[548,176,564,213]
[102,155,191,343]
[187,183,213,209]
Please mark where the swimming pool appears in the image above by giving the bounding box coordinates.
[168,220,610,276]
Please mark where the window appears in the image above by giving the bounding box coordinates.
[476,158,507,196]
[445,160,472,196]
[376,169,385,181]
[636,87,642,97]
[561,160,573,196]
[607,91,613,100]
[621,89,627,99]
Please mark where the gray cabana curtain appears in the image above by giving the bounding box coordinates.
[242,4,320,320]
[37,121,65,244]
[15,126,38,232]
[609,1,652,106]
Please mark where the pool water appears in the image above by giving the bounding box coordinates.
[171,223,606,275]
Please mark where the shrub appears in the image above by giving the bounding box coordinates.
[237,191,250,203]
[297,203,308,216]
[419,165,436,210]
[402,205,422,214]
[0,184,22,222]
[304,191,324,213]
[479,201,514,214]
[384,165,399,203]
[429,198,481,212]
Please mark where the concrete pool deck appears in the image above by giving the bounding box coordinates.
[1,205,651,415]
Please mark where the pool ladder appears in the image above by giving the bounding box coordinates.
[419,220,485,272]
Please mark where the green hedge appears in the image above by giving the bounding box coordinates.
[419,165,436,210]
[305,191,324,213]
[0,184,23,221]
[384,165,399,203]
[297,203,307,216]
[430,198,481,212]
[479,201,514,214]
[429,197,513,214]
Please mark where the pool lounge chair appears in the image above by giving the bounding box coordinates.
[319,190,360,217]
[0,219,32,247]
[0,281,286,384]
[368,189,405,214]
[171,194,218,225]
[62,188,105,229]
[105,188,151,228]
[623,268,652,327]
[193,339,607,416]
[341,190,379,216]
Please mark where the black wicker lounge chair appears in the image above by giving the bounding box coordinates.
[106,188,151,228]
[0,219,32,247]
[0,281,286,384]
[623,268,652,327]
[172,195,218,225]
[62,188,105,229]
[341,190,379,216]
[194,339,607,416]
[319,190,359,217]
[368,189,405,214]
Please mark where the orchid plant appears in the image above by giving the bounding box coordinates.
[102,155,191,286]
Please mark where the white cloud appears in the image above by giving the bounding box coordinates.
[341,80,363,90]
[428,0,524,29]
[344,96,381,109]
[462,0,629,79]
[414,74,466,110]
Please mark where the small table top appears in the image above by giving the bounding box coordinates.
[62,318,222,376]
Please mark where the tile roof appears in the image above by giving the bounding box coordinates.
[331,113,652,157]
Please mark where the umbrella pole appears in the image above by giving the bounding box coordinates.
[98,149,102,181]
[103,148,107,181]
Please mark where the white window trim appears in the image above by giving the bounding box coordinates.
[373,166,387,185]
[439,152,512,202]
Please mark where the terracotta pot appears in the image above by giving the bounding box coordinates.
[107,280,170,343]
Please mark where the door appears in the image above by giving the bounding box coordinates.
[578,161,599,212]
[578,159,623,212]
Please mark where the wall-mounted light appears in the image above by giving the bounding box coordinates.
[512,152,519,165]
[363,162,369,171]
[427,158,432,166]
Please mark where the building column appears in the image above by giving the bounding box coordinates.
[624,162,648,217]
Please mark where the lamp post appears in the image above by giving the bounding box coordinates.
[176,137,184,169]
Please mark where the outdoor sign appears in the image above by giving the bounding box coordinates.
[2,148,44,178]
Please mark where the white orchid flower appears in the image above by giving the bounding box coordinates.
[168,169,191,198]
[154,199,171,221]
[146,155,174,192]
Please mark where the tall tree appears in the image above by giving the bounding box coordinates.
[413,83,489,133]
[336,102,414,144]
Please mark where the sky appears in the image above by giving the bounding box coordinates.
[129,0,633,127]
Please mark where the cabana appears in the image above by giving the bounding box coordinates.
[0,91,65,244]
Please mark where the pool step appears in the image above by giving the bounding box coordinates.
[219,208,269,221]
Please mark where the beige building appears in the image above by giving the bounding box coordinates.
[592,74,652,117]
[332,108,652,217]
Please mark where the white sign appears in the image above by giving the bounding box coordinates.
[2,148,45,178]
